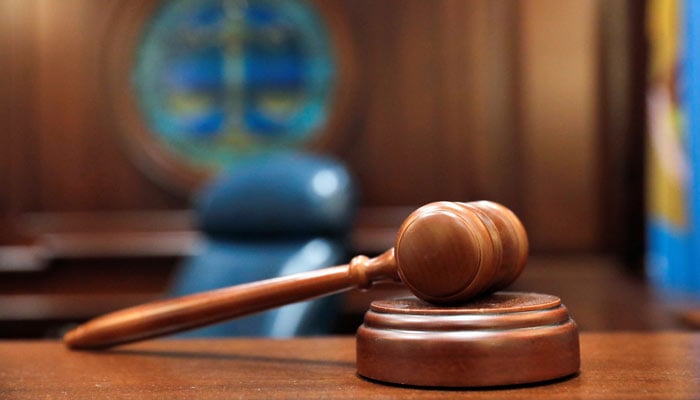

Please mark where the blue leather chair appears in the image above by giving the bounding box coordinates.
[170,152,356,337]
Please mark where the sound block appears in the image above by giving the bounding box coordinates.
[356,292,580,387]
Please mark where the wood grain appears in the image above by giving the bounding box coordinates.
[516,0,601,251]
[2,334,700,399]
[13,0,182,212]
[0,0,639,252]
[356,293,579,387]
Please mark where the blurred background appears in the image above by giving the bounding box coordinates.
[1,0,689,338]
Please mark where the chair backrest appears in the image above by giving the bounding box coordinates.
[171,153,357,337]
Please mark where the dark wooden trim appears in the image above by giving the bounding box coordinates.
[597,0,647,265]
[0,293,162,321]
[0,206,414,273]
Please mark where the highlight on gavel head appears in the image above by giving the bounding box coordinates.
[394,201,528,304]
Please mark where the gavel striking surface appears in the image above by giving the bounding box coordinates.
[357,292,580,387]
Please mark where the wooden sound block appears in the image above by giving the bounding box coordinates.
[356,292,580,387]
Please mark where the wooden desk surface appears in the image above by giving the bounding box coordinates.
[2,333,699,399]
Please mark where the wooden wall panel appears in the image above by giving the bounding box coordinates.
[9,0,183,213]
[449,1,520,207]
[0,0,632,252]
[1,0,41,241]
[599,1,647,261]
[343,0,521,207]
[0,1,14,217]
[344,0,446,206]
[517,0,602,251]
[35,0,95,210]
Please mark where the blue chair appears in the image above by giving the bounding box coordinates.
[171,152,357,337]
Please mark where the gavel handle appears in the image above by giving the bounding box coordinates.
[64,250,397,350]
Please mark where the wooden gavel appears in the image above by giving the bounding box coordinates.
[64,200,528,350]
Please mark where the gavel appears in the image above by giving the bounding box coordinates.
[64,200,528,350]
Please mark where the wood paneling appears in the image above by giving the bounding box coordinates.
[0,0,40,241]
[517,0,602,250]
[0,0,638,252]
[343,0,608,251]
[599,1,648,263]
[5,0,183,213]
[343,0,522,208]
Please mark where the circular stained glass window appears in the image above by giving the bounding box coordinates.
[133,0,337,171]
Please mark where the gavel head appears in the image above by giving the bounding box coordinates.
[394,201,528,304]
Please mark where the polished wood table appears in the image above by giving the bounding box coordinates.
[1,333,699,399]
